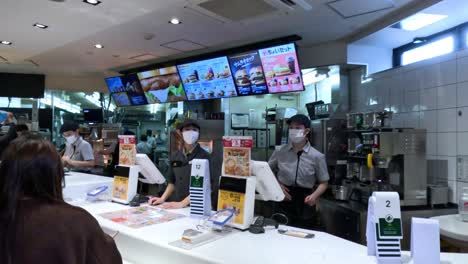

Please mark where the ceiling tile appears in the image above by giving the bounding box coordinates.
[327,0,395,19]
[160,39,206,52]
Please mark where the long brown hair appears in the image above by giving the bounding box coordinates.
[0,133,65,264]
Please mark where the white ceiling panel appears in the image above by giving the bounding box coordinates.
[328,0,395,18]
[0,0,420,77]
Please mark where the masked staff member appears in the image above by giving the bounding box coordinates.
[268,114,329,229]
[60,121,95,173]
[149,119,212,209]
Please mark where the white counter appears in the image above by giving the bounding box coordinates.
[63,172,113,200]
[78,201,468,264]
[432,214,468,242]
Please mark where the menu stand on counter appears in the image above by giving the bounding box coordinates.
[111,165,140,205]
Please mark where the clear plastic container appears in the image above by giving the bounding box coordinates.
[459,187,468,222]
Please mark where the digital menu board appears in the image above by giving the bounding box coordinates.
[105,75,147,106]
[259,43,303,94]
[177,57,238,101]
[111,92,132,107]
[105,76,132,107]
[228,51,268,96]
[121,74,148,105]
[137,66,187,104]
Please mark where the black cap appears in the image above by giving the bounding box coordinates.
[178,119,200,131]
[60,121,79,133]
[287,114,310,128]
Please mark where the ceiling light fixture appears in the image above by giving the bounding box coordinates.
[33,23,49,29]
[169,18,181,25]
[83,0,101,6]
[391,13,447,31]
[1,40,12,45]
[94,44,104,49]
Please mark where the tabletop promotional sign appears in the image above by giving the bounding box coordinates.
[112,165,140,205]
[118,135,136,166]
[366,192,402,264]
[222,136,253,177]
[189,159,211,217]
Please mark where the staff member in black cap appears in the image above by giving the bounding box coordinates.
[268,114,329,229]
[60,121,95,172]
[149,119,212,209]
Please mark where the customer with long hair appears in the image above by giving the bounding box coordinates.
[0,134,122,264]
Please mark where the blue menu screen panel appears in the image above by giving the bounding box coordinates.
[105,76,126,94]
[111,92,132,107]
[177,56,238,101]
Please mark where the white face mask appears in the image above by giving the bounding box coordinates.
[65,135,78,145]
[289,129,306,144]
[182,131,199,145]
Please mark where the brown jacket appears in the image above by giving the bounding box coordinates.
[8,199,122,264]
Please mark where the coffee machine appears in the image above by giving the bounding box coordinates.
[361,129,427,206]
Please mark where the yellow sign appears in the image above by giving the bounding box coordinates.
[113,176,129,200]
[218,190,245,225]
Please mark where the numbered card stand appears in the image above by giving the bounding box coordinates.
[112,165,140,205]
[366,192,403,264]
[189,159,211,217]
[217,175,256,230]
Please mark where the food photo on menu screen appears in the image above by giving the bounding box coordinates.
[259,43,304,94]
[137,66,187,104]
[228,51,268,96]
[177,57,238,101]
[120,74,148,105]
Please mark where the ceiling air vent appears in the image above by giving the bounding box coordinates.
[266,0,313,11]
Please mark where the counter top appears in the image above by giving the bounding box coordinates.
[432,214,468,242]
[77,201,468,264]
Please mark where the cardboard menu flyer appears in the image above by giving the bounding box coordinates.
[228,51,268,96]
[99,206,185,229]
[222,136,253,177]
[177,56,238,101]
[137,66,187,104]
[118,135,136,166]
[218,189,245,225]
[259,43,303,94]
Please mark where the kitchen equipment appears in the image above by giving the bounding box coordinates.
[346,113,356,129]
[427,185,449,207]
[362,112,378,129]
[334,185,350,201]
[362,129,427,206]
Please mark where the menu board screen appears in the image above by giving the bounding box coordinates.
[121,74,148,105]
[177,57,238,101]
[259,43,303,94]
[105,75,147,106]
[138,66,186,103]
[106,76,132,106]
[111,92,132,107]
[228,51,268,96]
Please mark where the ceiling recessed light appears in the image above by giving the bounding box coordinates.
[33,23,48,29]
[83,0,101,6]
[94,44,104,49]
[1,40,12,45]
[169,18,181,25]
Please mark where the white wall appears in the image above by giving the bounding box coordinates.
[350,48,468,203]
[299,41,347,68]
[347,44,392,75]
